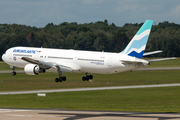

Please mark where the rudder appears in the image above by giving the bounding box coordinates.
[121,20,153,59]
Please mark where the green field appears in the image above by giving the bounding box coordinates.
[0,70,180,91]
[145,58,180,67]
[0,61,23,71]
[0,87,180,112]
[0,60,180,112]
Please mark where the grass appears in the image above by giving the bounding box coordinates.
[0,87,180,112]
[0,70,180,91]
[1,60,180,112]
[145,58,180,67]
[0,61,23,71]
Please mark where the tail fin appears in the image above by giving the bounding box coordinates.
[121,20,153,59]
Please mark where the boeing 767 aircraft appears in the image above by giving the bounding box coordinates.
[1,20,174,82]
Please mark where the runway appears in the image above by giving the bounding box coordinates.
[0,83,180,95]
[0,108,180,120]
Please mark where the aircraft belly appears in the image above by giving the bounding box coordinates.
[76,61,135,74]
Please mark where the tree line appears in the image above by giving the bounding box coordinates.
[0,20,180,61]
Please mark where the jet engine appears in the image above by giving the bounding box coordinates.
[24,64,46,75]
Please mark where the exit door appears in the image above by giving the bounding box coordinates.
[108,58,112,66]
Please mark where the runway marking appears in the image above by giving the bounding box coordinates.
[0,83,180,95]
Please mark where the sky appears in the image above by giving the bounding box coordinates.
[0,0,180,28]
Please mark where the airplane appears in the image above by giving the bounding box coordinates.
[1,20,175,82]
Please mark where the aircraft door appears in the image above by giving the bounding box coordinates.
[8,53,12,60]
[108,58,112,66]
[74,56,77,63]
[32,51,40,60]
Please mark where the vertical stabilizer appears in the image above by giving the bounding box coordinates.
[121,20,153,59]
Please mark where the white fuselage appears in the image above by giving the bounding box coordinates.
[2,47,148,74]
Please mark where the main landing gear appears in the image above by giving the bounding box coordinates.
[82,73,93,81]
[55,76,66,83]
[11,66,16,75]
[54,66,93,83]
[55,66,66,83]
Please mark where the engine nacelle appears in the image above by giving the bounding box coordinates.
[24,64,46,75]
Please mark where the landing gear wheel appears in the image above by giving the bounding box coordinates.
[62,76,66,81]
[55,77,66,83]
[82,76,86,81]
[89,75,93,79]
[86,76,89,81]
[82,76,90,81]
[82,73,93,81]
[59,77,62,82]
[55,78,59,83]
[11,72,16,76]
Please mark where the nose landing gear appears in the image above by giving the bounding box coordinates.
[11,66,16,75]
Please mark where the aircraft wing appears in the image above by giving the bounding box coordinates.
[21,57,80,72]
[21,57,54,69]
[143,50,163,56]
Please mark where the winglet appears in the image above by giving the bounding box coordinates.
[121,20,153,59]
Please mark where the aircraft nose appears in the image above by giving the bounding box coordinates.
[2,54,6,62]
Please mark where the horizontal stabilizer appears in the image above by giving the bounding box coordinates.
[121,58,149,66]
[147,57,176,62]
[143,50,163,56]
